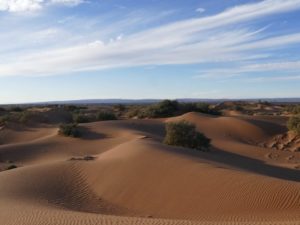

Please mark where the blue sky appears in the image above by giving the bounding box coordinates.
[0,0,300,103]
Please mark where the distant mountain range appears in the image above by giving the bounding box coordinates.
[6,98,300,105]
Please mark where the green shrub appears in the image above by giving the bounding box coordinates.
[10,106,23,112]
[64,105,86,112]
[285,105,300,114]
[180,102,220,115]
[73,113,91,123]
[135,100,179,118]
[125,106,141,118]
[113,104,126,112]
[0,111,32,124]
[18,111,32,124]
[164,120,210,151]
[58,123,81,137]
[0,115,8,126]
[97,111,117,121]
[126,101,220,119]
[287,116,300,135]
[258,100,271,106]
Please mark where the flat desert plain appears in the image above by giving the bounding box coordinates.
[0,112,299,225]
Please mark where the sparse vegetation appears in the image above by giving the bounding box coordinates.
[73,113,92,123]
[69,155,95,161]
[64,105,87,113]
[233,105,244,111]
[0,111,39,125]
[164,120,210,151]
[258,100,272,106]
[180,102,221,115]
[287,116,300,135]
[10,106,23,112]
[58,123,81,137]
[285,105,300,115]
[126,100,220,119]
[97,111,117,121]
[0,116,7,126]
[113,104,126,112]
[135,100,179,118]
[6,165,17,170]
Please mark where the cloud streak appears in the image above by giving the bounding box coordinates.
[195,8,205,13]
[195,60,300,79]
[0,0,83,12]
[1,0,300,77]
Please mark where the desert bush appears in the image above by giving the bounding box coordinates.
[233,105,244,111]
[0,113,21,124]
[126,101,220,119]
[151,100,179,117]
[164,120,210,151]
[285,105,300,114]
[58,123,81,137]
[115,100,221,119]
[135,100,179,118]
[180,102,220,115]
[6,165,17,170]
[18,111,33,124]
[69,155,95,161]
[0,111,33,124]
[287,116,300,135]
[73,113,92,123]
[97,111,117,121]
[0,115,8,126]
[113,104,126,112]
[10,106,23,112]
[125,106,143,118]
[64,105,87,112]
[258,100,272,106]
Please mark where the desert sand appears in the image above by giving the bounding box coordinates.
[0,112,299,225]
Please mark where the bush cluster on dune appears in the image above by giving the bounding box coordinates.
[126,100,220,119]
[96,111,117,121]
[285,105,300,115]
[73,113,92,123]
[6,165,17,170]
[287,116,300,135]
[164,120,211,151]
[58,123,81,138]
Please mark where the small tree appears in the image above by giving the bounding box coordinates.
[164,120,210,151]
[287,116,300,135]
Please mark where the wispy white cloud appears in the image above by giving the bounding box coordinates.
[50,0,84,7]
[0,0,83,12]
[195,60,300,79]
[246,75,300,82]
[1,0,300,76]
[195,7,205,13]
[0,0,44,12]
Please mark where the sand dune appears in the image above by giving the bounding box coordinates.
[0,113,299,225]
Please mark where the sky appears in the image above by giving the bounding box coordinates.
[0,0,300,103]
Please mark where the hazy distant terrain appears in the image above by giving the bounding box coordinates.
[3,98,300,106]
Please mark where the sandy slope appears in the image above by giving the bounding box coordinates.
[0,113,299,225]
